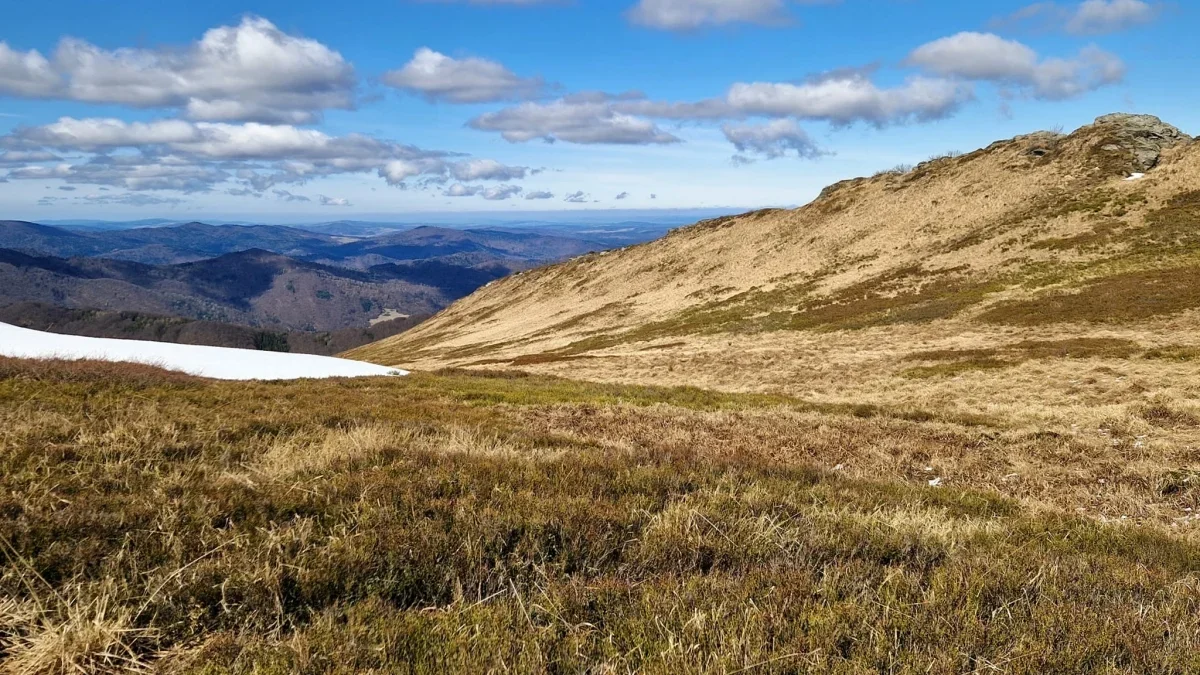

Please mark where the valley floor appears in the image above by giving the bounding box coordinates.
[1,359,1198,672]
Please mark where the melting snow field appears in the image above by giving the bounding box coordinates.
[0,322,406,381]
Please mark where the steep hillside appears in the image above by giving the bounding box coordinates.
[352,114,1200,418]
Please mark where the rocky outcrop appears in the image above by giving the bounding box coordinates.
[1093,113,1191,170]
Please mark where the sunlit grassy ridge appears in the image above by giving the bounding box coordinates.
[2,359,1199,673]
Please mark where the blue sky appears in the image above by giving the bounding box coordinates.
[0,0,1192,221]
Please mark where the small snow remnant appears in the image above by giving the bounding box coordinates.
[1124,173,1145,181]
[0,322,405,381]
[928,477,943,488]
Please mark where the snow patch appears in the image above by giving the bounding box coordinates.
[0,322,406,381]
[1124,173,1145,181]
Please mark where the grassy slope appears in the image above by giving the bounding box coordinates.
[347,117,1200,428]
[1,359,1199,673]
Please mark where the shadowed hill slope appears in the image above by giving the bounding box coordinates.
[351,114,1200,419]
[0,302,425,355]
[0,248,453,331]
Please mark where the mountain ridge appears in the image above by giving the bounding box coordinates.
[350,114,1200,420]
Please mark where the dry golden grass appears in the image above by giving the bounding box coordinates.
[348,117,1200,429]
[2,358,1200,672]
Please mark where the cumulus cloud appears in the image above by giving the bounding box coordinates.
[318,195,351,206]
[0,17,355,123]
[0,150,60,164]
[444,183,477,197]
[627,0,827,30]
[449,158,529,181]
[471,71,972,145]
[615,191,630,200]
[725,72,969,125]
[481,184,523,200]
[273,189,311,202]
[0,44,59,97]
[0,116,533,194]
[991,0,1159,35]
[7,156,228,192]
[907,32,1124,100]
[525,190,554,200]
[563,190,589,203]
[1068,0,1158,34]
[443,182,523,200]
[383,48,544,103]
[468,94,683,145]
[723,119,824,163]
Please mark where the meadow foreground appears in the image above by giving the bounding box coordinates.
[1,359,1197,673]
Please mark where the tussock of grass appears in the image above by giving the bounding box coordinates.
[1144,345,1200,361]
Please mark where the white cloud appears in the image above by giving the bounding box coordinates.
[444,183,477,197]
[449,158,529,181]
[907,32,1124,100]
[722,119,824,162]
[15,118,203,149]
[990,1,1158,34]
[471,70,970,145]
[0,43,59,97]
[725,74,970,125]
[318,194,351,206]
[0,150,60,164]
[481,184,523,200]
[8,157,228,192]
[442,182,523,200]
[0,17,355,123]
[382,48,544,103]
[469,95,683,144]
[615,191,630,199]
[1067,0,1158,34]
[525,190,554,199]
[273,189,311,202]
[908,33,1039,81]
[0,117,538,194]
[627,0,821,30]
[563,190,589,203]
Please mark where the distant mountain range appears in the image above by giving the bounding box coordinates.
[0,220,603,266]
[0,217,668,347]
[0,246,495,331]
